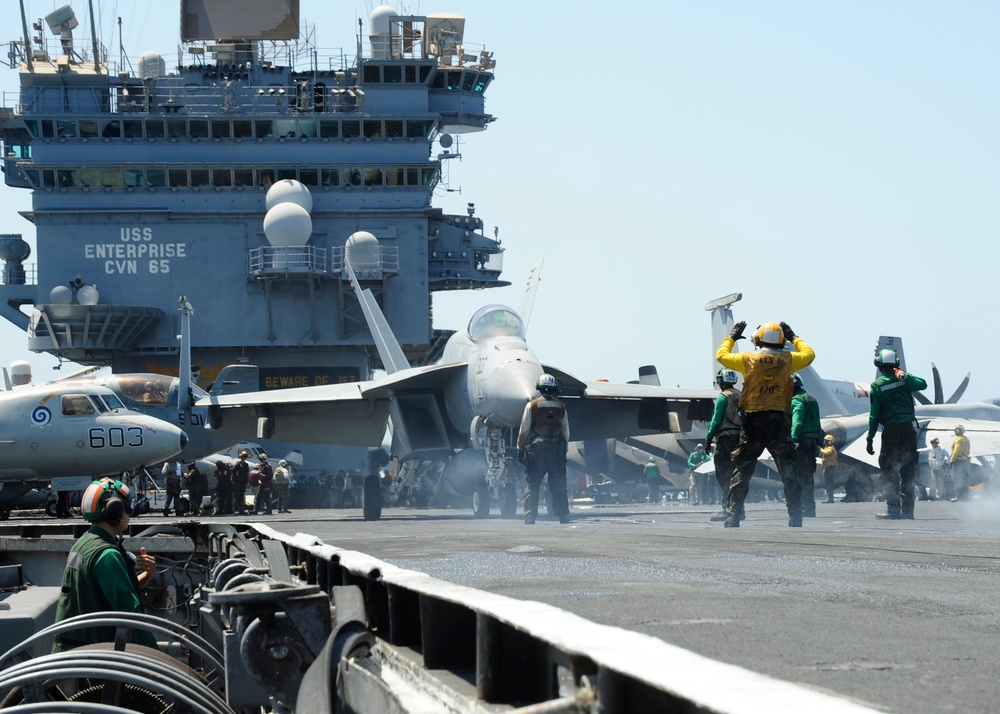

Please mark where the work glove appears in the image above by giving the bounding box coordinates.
[729,321,746,341]
[779,321,795,341]
[866,439,875,456]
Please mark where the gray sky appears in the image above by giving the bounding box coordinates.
[1,1,997,400]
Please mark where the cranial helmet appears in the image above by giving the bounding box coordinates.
[716,368,738,388]
[954,425,965,435]
[874,348,899,368]
[791,373,803,389]
[824,435,834,443]
[537,373,559,395]
[279,459,288,468]
[930,437,939,445]
[752,322,785,348]
[81,478,133,524]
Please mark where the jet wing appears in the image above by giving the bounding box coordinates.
[198,380,390,446]
[361,362,466,399]
[840,416,1000,467]
[555,374,716,442]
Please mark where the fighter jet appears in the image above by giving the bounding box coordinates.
[0,378,188,518]
[199,262,716,520]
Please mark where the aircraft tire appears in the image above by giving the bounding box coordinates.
[362,475,383,521]
[472,484,491,518]
[0,505,9,521]
[500,484,518,518]
[45,500,59,518]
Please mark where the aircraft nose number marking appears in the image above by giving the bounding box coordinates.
[31,406,52,428]
[89,427,144,448]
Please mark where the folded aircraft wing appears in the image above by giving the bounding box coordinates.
[198,380,390,446]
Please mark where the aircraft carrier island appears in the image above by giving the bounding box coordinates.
[0,0,506,389]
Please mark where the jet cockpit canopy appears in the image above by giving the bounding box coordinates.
[467,305,525,342]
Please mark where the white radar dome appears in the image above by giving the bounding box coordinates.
[345,231,381,270]
[369,6,399,59]
[138,52,166,80]
[265,179,313,213]
[77,285,100,305]
[264,203,312,246]
[9,360,31,386]
[49,285,73,304]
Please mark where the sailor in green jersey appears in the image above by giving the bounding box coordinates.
[706,368,753,522]
[53,478,158,652]
[867,348,928,520]
[791,373,823,517]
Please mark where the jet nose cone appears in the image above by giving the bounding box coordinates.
[489,361,544,425]
[180,431,189,450]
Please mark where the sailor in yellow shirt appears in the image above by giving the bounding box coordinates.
[819,435,839,503]
[716,320,815,527]
[950,424,972,501]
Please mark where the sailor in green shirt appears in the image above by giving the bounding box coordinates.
[53,478,158,652]
[867,348,928,520]
[791,373,822,517]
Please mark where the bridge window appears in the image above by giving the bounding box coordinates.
[461,72,476,91]
[189,119,209,139]
[298,120,317,138]
[147,169,166,187]
[211,120,231,138]
[275,119,297,138]
[167,119,186,138]
[124,169,144,188]
[39,120,55,138]
[385,120,403,138]
[321,168,339,186]
[233,120,252,138]
[299,168,318,186]
[123,119,143,138]
[364,120,382,138]
[474,73,491,92]
[58,170,75,188]
[79,120,99,139]
[406,120,433,138]
[319,120,339,138]
[146,119,166,138]
[212,168,232,187]
[342,120,360,138]
[101,168,122,188]
[78,169,100,188]
[255,120,274,138]
[363,65,380,83]
[256,168,275,186]
[100,120,121,138]
[276,167,297,181]
[383,65,402,84]
[190,169,210,187]
[234,169,254,187]
[168,169,189,187]
[56,120,76,138]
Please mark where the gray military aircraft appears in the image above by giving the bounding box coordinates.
[200,262,716,520]
[0,374,189,518]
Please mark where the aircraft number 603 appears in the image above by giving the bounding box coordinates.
[89,427,144,448]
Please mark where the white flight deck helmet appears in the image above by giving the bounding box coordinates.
[874,348,900,369]
[954,425,965,436]
[716,369,738,388]
[537,374,559,396]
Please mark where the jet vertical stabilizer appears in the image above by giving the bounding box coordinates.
[705,292,742,389]
[345,260,411,374]
[177,297,194,414]
[517,258,544,331]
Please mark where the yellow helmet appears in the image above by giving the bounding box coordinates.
[753,322,785,348]
[824,435,834,443]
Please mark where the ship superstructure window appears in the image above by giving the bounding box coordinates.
[101,120,121,138]
[211,120,232,138]
[147,169,166,187]
[189,120,209,139]
[102,168,122,188]
[79,120,99,139]
[169,169,189,187]
[255,120,274,138]
[275,119,297,138]
[234,169,254,187]
[383,65,403,84]
[320,120,339,138]
[364,121,382,138]
[233,120,252,138]
[124,169,144,188]
[190,169,210,187]
[146,120,166,138]
[56,120,76,138]
[123,120,143,138]
[342,121,360,138]
[167,119,186,138]
[298,120,317,138]
[212,169,232,187]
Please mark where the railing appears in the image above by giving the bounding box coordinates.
[248,245,327,276]
[330,245,399,279]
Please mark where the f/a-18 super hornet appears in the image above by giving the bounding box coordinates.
[199,262,716,519]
